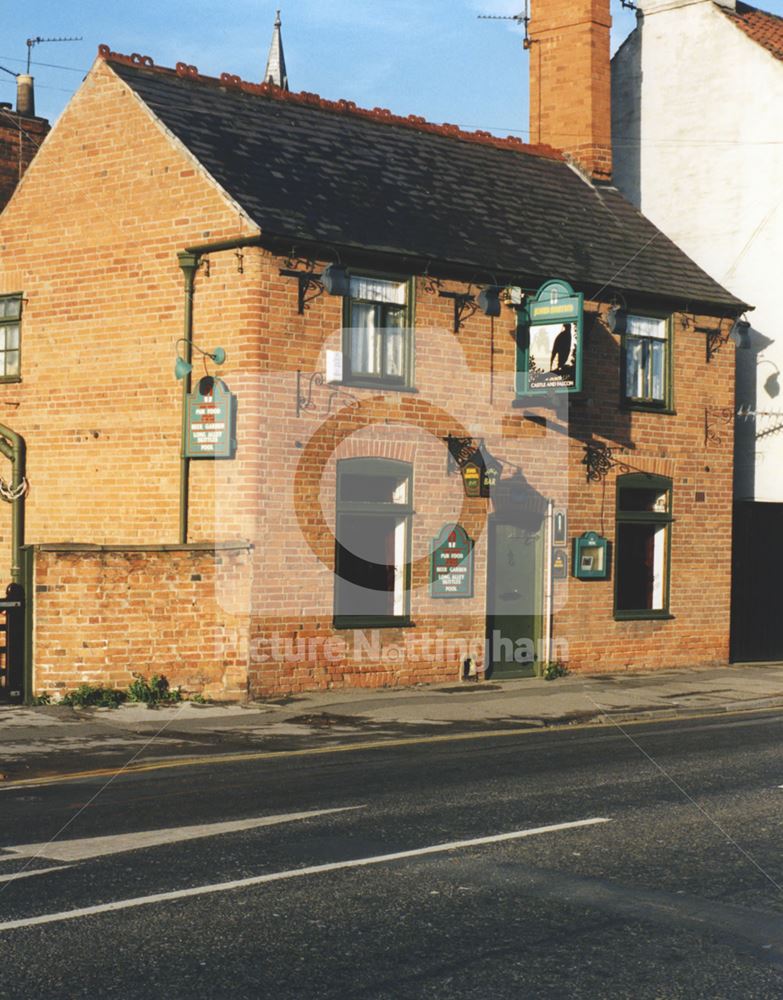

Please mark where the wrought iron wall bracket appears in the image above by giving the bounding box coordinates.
[280,268,325,315]
[296,370,325,417]
[704,405,734,446]
[439,291,477,334]
[326,387,359,415]
[700,324,730,363]
[582,442,634,482]
[444,435,482,474]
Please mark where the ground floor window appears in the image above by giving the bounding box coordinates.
[615,473,673,619]
[334,458,412,627]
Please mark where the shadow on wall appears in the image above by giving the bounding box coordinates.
[611,22,642,207]
[731,326,783,663]
[572,310,634,454]
[734,325,775,500]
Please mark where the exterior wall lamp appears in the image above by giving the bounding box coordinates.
[606,304,627,334]
[477,286,502,317]
[174,339,226,379]
[730,318,752,351]
[321,263,350,297]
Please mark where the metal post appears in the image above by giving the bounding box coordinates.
[177,252,199,544]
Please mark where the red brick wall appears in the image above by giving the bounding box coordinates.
[242,252,735,694]
[31,544,252,700]
[0,110,50,213]
[529,0,613,180]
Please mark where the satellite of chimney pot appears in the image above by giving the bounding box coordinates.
[264,9,289,90]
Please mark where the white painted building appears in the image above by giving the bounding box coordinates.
[612,0,783,661]
[612,0,783,502]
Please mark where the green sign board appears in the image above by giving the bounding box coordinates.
[430,524,474,598]
[573,531,609,580]
[185,378,237,459]
[517,279,584,396]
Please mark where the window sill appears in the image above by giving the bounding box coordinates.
[333,616,413,630]
[338,380,418,394]
[613,611,675,622]
[622,402,676,415]
[0,377,22,384]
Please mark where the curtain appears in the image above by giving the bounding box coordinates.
[350,302,380,376]
[349,277,406,304]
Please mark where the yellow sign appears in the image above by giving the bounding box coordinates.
[462,463,481,498]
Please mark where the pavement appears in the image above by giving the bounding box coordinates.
[2,662,783,779]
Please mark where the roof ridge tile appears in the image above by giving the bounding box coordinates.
[97,43,563,162]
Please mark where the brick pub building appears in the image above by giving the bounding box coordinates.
[0,0,747,700]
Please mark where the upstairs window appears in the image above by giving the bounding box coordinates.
[334,458,413,628]
[343,275,412,388]
[0,295,22,381]
[615,474,673,619]
[623,315,671,409]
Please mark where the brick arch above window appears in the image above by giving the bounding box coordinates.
[335,437,417,464]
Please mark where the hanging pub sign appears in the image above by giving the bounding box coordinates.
[480,448,503,496]
[516,279,584,395]
[446,437,503,498]
[185,377,237,459]
[462,458,482,498]
[430,524,474,598]
[462,447,503,498]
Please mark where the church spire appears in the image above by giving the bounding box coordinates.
[264,9,289,90]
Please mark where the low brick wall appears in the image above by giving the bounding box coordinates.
[30,543,252,701]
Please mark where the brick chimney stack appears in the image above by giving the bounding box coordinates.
[529,0,613,182]
[0,76,50,213]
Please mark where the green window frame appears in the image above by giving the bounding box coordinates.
[334,457,413,629]
[342,273,414,389]
[622,313,672,411]
[0,294,22,382]
[614,473,674,620]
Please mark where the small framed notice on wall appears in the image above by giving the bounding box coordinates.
[572,532,609,580]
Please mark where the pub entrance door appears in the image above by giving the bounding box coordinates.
[486,519,544,678]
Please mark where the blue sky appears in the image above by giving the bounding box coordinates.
[2,0,783,138]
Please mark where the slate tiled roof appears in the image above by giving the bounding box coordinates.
[107,53,746,313]
[720,1,783,63]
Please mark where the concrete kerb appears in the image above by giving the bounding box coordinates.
[2,664,783,748]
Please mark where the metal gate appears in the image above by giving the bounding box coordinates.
[0,583,24,703]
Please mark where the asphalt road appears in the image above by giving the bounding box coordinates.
[1,710,783,998]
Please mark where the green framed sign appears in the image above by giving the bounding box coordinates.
[517,279,584,396]
[573,531,609,580]
[185,378,237,459]
[430,524,474,598]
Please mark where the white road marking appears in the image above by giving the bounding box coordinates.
[0,865,72,884]
[0,807,363,863]
[0,817,609,932]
